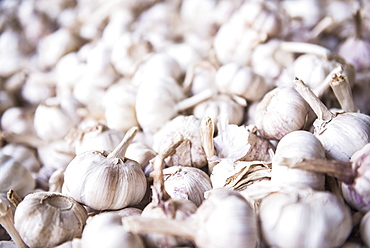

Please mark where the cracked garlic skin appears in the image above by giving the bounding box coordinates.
[271,130,326,190]
[259,188,352,248]
[162,166,212,207]
[0,153,35,198]
[255,86,310,140]
[62,127,147,210]
[81,211,145,248]
[14,192,88,248]
[153,115,207,168]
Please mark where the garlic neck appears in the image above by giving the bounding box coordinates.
[107,126,138,159]
[330,73,359,113]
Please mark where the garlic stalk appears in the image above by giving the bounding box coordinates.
[294,78,370,161]
[330,73,359,112]
[0,199,27,248]
[123,188,259,248]
[200,116,217,173]
[140,137,197,248]
[62,126,147,210]
[14,192,88,248]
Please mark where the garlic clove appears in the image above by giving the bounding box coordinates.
[14,192,88,248]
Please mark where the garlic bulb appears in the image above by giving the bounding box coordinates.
[271,130,326,190]
[81,211,145,248]
[0,153,35,198]
[14,192,88,248]
[255,85,310,140]
[141,138,198,248]
[123,188,259,248]
[193,93,245,128]
[33,95,83,142]
[360,210,370,247]
[259,187,352,248]
[152,115,207,168]
[102,80,139,133]
[66,123,124,156]
[62,126,147,210]
[162,166,212,207]
[125,141,156,171]
[294,78,370,161]
[215,62,271,102]
[0,106,36,136]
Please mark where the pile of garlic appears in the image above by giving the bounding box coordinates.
[1,0,370,247]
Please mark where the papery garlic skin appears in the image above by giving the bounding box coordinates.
[195,188,258,248]
[0,153,35,198]
[259,188,352,248]
[162,166,212,207]
[271,130,326,190]
[255,86,310,140]
[81,212,145,248]
[14,192,88,248]
[153,115,207,168]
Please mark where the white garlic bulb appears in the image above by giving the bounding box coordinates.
[162,166,212,207]
[1,143,41,174]
[0,153,35,198]
[255,86,310,140]
[81,211,145,248]
[271,130,326,190]
[67,123,124,156]
[152,115,207,168]
[0,107,35,136]
[294,78,370,161]
[102,80,139,133]
[360,210,370,247]
[259,187,352,248]
[193,93,245,128]
[62,127,147,210]
[215,62,271,102]
[33,95,83,142]
[123,188,259,248]
[14,192,88,248]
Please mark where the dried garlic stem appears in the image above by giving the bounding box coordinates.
[200,116,217,173]
[279,41,331,59]
[175,89,215,112]
[0,131,46,148]
[330,73,359,113]
[294,78,334,121]
[277,157,355,184]
[0,200,28,248]
[6,190,22,208]
[314,65,343,97]
[123,216,196,243]
[107,126,138,159]
[310,16,335,39]
[152,137,184,204]
[354,9,363,39]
